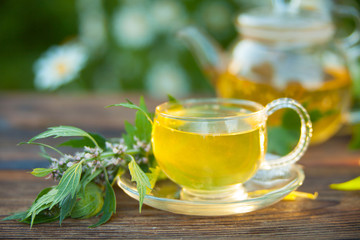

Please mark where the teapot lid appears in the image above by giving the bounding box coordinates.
[237,1,335,44]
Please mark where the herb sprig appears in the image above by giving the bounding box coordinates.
[3,96,158,228]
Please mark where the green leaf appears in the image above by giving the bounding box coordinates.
[128,156,151,212]
[112,167,125,186]
[123,121,136,148]
[22,162,83,227]
[330,176,360,191]
[2,211,28,221]
[309,109,323,123]
[25,188,58,227]
[59,193,77,225]
[22,207,60,225]
[282,109,301,130]
[350,58,360,98]
[31,187,54,203]
[26,188,58,218]
[59,133,106,149]
[108,97,153,144]
[71,182,104,219]
[17,206,60,225]
[107,97,153,125]
[146,166,161,190]
[167,94,179,104]
[274,107,338,155]
[167,94,183,112]
[282,108,335,131]
[135,97,152,142]
[28,126,100,149]
[89,180,116,228]
[80,169,102,192]
[267,126,299,156]
[30,168,55,177]
[51,161,83,208]
[349,124,360,149]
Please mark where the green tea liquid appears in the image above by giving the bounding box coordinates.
[152,112,264,190]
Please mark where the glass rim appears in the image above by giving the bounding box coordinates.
[155,98,265,121]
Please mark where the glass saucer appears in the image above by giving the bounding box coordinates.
[117,164,304,216]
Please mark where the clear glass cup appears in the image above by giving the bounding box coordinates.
[152,98,312,201]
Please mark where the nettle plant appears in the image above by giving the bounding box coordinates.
[3,97,161,228]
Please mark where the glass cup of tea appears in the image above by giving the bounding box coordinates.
[152,98,312,202]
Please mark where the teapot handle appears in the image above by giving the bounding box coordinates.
[334,5,360,49]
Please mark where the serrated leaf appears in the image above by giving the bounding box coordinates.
[108,97,153,144]
[22,207,60,225]
[26,188,58,218]
[59,133,106,149]
[23,163,83,227]
[128,156,151,212]
[135,110,152,143]
[71,182,104,219]
[80,169,102,192]
[330,176,360,191]
[123,121,136,148]
[134,96,152,142]
[30,168,55,177]
[107,97,153,125]
[28,126,100,149]
[34,187,55,202]
[59,193,77,225]
[2,211,28,221]
[89,180,116,228]
[25,188,58,227]
[51,161,83,208]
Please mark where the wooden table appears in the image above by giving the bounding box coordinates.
[1,92,360,239]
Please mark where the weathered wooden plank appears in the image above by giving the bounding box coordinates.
[0,93,162,169]
[0,166,359,239]
[0,92,161,130]
[1,93,360,239]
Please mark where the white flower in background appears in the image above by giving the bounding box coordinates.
[145,62,190,99]
[112,5,154,48]
[34,43,88,90]
[151,0,187,33]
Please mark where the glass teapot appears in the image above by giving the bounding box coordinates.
[179,0,360,144]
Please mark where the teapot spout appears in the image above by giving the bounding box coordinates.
[177,27,226,83]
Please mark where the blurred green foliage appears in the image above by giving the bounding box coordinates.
[0,0,359,100]
[0,0,244,94]
[0,1,78,90]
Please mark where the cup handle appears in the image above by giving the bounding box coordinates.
[262,98,313,169]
